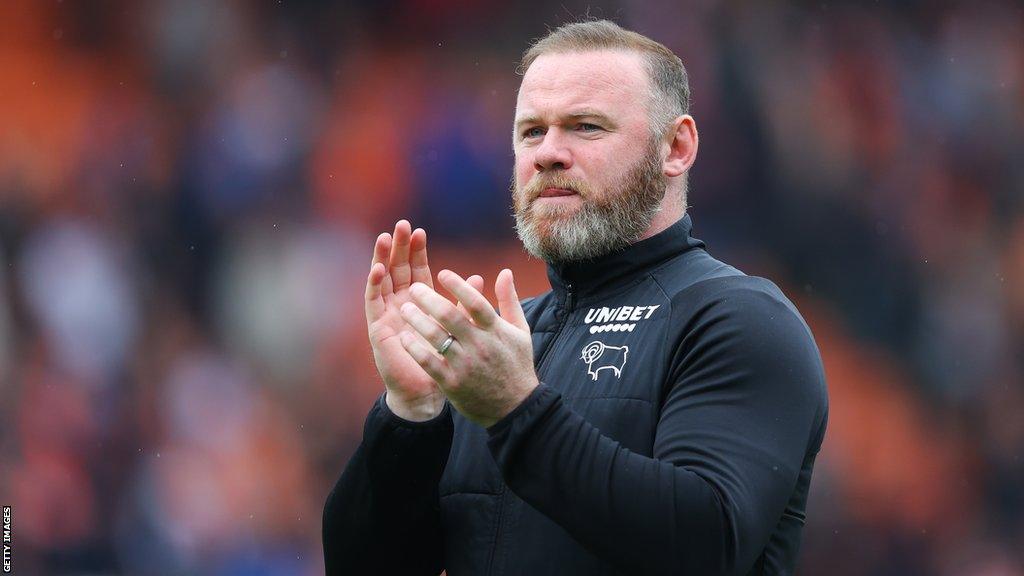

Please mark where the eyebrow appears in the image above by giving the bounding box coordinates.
[514,110,616,130]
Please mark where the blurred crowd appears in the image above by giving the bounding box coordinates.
[1,1,1022,574]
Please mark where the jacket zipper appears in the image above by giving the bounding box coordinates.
[484,487,509,575]
[534,283,576,374]
[486,283,575,575]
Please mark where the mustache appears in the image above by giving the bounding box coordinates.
[519,173,589,201]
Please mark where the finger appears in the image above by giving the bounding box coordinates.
[496,269,529,330]
[409,282,475,339]
[371,232,394,296]
[437,270,498,328]
[389,220,413,289]
[409,228,433,288]
[400,301,459,354]
[457,275,485,317]
[365,262,387,322]
[399,330,451,386]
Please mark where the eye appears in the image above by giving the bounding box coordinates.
[522,126,545,139]
[576,123,602,132]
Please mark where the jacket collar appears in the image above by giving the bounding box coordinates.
[545,213,705,299]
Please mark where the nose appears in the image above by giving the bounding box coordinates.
[533,129,573,172]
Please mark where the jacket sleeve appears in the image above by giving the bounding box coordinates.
[486,286,828,575]
[322,394,453,576]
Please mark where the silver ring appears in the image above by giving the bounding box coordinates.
[437,334,456,355]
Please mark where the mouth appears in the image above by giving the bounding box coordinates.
[537,187,578,198]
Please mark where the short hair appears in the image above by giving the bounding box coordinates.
[519,19,691,135]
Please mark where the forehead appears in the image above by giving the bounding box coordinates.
[516,50,650,119]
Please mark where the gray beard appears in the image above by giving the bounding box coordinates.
[513,144,667,264]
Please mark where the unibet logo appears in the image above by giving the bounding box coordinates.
[583,304,659,334]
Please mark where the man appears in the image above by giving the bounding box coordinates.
[323,20,827,575]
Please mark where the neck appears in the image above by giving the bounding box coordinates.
[638,190,685,242]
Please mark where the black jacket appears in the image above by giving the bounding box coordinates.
[323,214,828,575]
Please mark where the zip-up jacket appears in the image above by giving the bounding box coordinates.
[323,214,829,575]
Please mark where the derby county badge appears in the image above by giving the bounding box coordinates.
[580,341,629,380]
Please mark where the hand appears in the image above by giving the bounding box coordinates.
[365,221,484,421]
[398,269,537,428]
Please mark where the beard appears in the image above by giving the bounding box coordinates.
[513,140,667,264]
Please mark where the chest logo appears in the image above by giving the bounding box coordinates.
[584,304,660,334]
[581,341,629,380]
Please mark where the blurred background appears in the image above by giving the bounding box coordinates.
[1,1,1022,574]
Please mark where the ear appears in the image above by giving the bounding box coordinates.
[662,115,698,178]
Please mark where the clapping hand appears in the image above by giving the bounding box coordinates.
[364,221,484,421]
[398,269,538,428]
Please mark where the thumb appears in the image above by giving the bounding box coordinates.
[495,269,528,330]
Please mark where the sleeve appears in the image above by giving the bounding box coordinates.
[322,393,454,576]
[486,285,828,575]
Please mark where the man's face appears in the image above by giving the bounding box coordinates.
[513,50,667,264]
